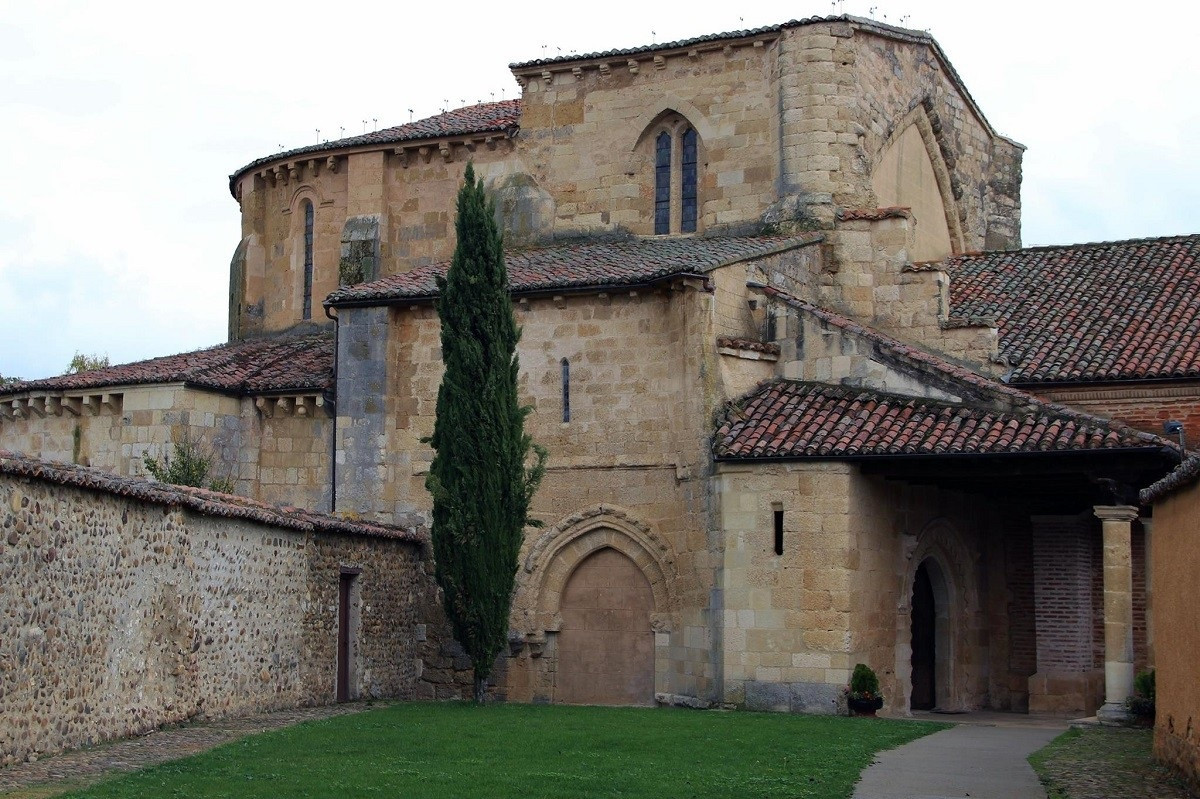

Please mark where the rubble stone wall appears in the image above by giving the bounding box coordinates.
[0,471,438,766]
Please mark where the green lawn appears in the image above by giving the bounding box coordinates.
[60,703,944,799]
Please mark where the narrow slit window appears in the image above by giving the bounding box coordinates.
[302,200,314,320]
[773,505,784,556]
[561,358,570,423]
[681,128,698,233]
[654,132,671,235]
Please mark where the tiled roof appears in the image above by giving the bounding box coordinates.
[0,450,421,541]
[327,235,821,306]
[1141,454,1200,504]
[2,333,332,396]
[714,381,1166,460]
[948,234,1200,384]
[230,101,521,191]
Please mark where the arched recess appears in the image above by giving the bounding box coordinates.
[895,517,982,713]
[870,104,965,260]
[627,105,708,236]
[515,505,679,705]
[628,95,717,146]
[286,187,320,322]
[518,504,679,632]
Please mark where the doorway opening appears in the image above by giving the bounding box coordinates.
[911,561,936,709]
[337,568,361,702]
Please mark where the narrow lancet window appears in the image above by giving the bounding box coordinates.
[654,132,671,235]
[681,128,698,233]
[302,200,314,320]
[561,358,571,423]
[773,505,784,556]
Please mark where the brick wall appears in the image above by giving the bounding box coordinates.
[1031,517,1094,671]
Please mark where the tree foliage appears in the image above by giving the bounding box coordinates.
[142,430,235,494]
[425,163,547,702]
[66,352,110,374]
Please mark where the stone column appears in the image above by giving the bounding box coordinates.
[1094,505,1138,723]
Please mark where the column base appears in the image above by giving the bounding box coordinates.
[1096,701,1133,725]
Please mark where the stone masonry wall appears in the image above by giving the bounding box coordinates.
[0,471,436,766]
[714,461,1009,716]
[0,386,332,512]
[350,286,721,704]
[514,35,779,239]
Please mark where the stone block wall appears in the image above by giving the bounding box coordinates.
[714,460,1019,716]
[0,385,332,512]
[336,287,721,704]
[0,467,440,766]
[1147,482,1200,792]
[513,34,779,239]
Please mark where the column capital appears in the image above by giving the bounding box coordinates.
[1093,504,1139,522]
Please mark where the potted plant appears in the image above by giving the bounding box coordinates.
[1127,669,1155,726]
[846,663,884,716]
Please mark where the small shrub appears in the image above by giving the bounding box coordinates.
[850,663,881,700]
[1128,669,1155,720]
[143,431,234,494]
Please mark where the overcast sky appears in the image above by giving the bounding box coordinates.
[2,1,1197,380]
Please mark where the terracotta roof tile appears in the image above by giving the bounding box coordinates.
[715,381,1165,460]
[3,333,332,396]
[719,288,1173,460]
[327,235,821,306]
[0,450,421,542]
[948,234,1200,384]
[230,101,521,191]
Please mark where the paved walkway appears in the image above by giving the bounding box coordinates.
[853,712,1068,799]
[0,703,377,798]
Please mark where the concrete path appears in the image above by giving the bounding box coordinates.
[852,717,1066,799]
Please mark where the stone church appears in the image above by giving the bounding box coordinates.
[2,15,1194,721]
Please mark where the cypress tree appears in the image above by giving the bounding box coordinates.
[426,163,547,703]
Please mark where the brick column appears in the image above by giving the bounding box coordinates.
[1094,505,1138,723]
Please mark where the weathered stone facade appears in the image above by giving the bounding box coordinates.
[0,459,461,766]
[0,13,1181,740]
[228,17,1022,340]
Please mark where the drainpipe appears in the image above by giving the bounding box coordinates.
[324,304,339,513]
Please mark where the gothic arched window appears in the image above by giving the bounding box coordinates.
[301,200,314,320]
[643,117,702,236]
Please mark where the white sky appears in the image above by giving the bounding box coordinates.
[2,1,1197,380]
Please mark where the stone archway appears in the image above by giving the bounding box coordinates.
[910,557,952,710]
[556,547,655,705]
[897,519,983,713]
[513,505,679,705]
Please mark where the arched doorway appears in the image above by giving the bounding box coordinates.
[910,557,952,711]
[556,547,655,706]
[910,561,936,709]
